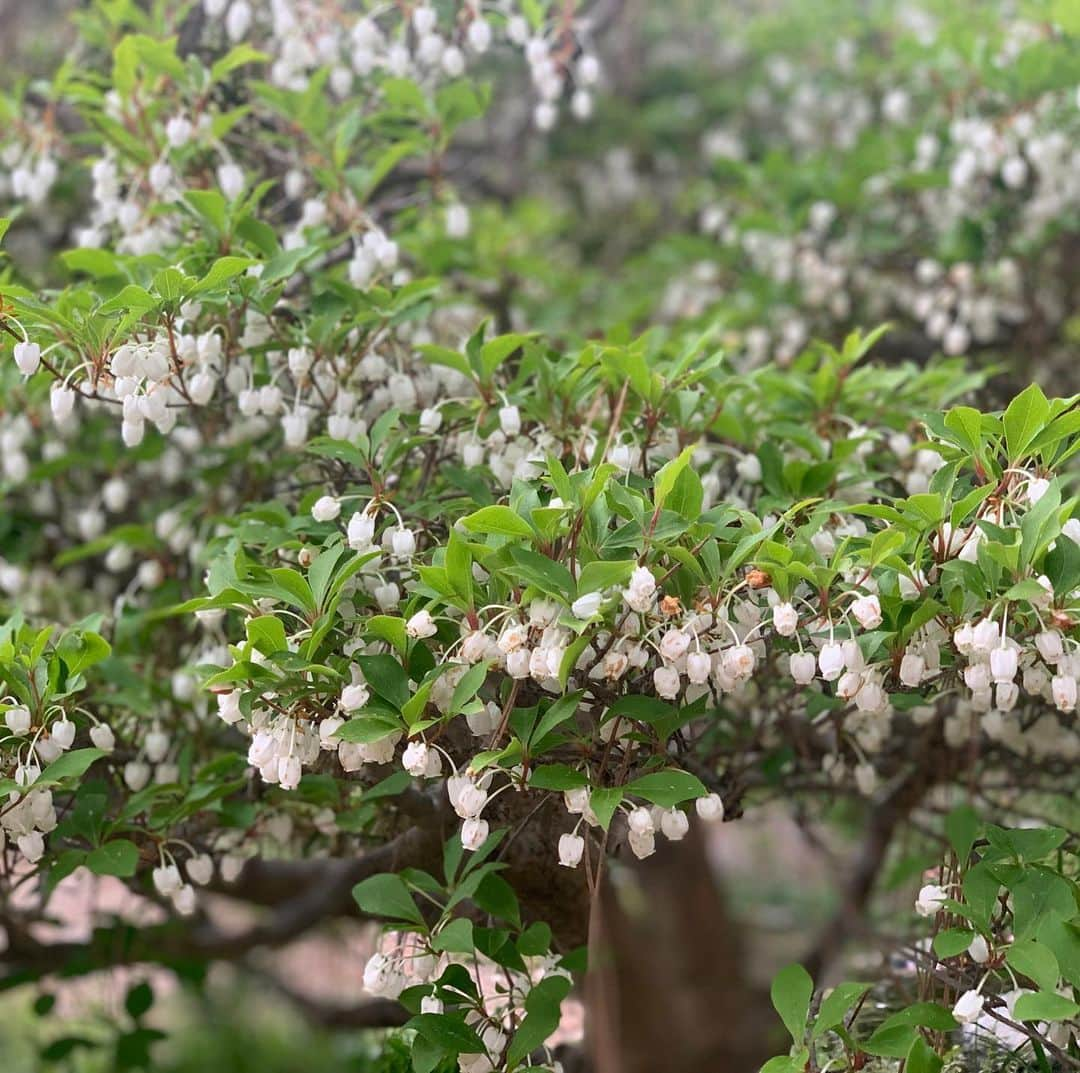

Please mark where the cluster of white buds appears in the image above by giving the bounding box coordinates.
[0,788,57,865]
[348,228,400,289]
[658,7,1080,364]
[361,928,570,1073]
[151,858,198,915]
[246,715,319,790]
[2,150,59,207]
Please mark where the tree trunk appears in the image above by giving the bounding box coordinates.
[585,825,776,1073]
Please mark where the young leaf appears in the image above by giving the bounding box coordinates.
[352,873,425,925]
[770,963,813,1043]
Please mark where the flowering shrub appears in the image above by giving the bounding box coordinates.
[4,2,1080,1072]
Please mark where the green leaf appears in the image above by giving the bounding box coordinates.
[652,445,696,512]
[588,786,622,831]
[86,841,139,878]
[61,248,122,279]
[529,692,582,748]
[945,803,980,863]
[446,662,488,716]
[352,873,424,925]
[626,769,707,808]
[1039,918,1080,990]
[408,1013,484,1055]
[265,567,316,612]
[576,559,635,595]
[461,506,534,539]
[759,1055,809,1073]
[36,748,106,787]
[872,1003,957,1039]
[381,76,429,114]
[812,982,871,1039]
[933,928,976,958]
[474,873,520,927]
[57,630,112,677]
[1012,991,1080,1022]
[210,43,267,81]
[153,267,190,302]
[943,405,985,454]
[98,284,158,317]
[770,963,813,1043]
[124,982,154,1020]
[528,764,588,791]
[246,614,288,657]
[479,333,529,378]
[1007,941,1060,993]
[905,1036,943,1073]
[365,615,408,654]
[516,922,552,957]
[507,548,575,597]
[356,654,410,710]
[505,975,572,1066]
[431,918,474,954]
[193,256,256,294]
[417,344,471,379]
[1003,382,1051,461]
[336,714,402,744]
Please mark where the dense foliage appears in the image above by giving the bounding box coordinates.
[3,2,1080,1072]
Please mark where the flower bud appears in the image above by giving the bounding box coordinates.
[850,594,882,630]
[915,883,947,917]
[347,509,376,550]
[5,706,31,736]
[989,646,1018,683]
[172,884,198,915]
[696,793,724,821]
[659,629,690,662]
[51,718,76,750]
[818,642,845,681]
[789,651,817,684]
[660,808,689,841]
[1036,630,1064,664]
[952,990,983,1025]
[963,659,991,691]
[406,610,438,638]
[498,405,521,437]
[628,828,656,860]
[772,602,798,636]
[311,495,341,522]
[461,818,489,851]
[13,341,41,376]
[653,665,680,699]
[402,740,430,777]
[723,644,756,680]
[17,832,44,863]
[558,832,585,868]
[455,782,488,820]
[686,650,711,684]
[391,527,416,559]
[899,652,925,688]
[627,806,654,836]
[1052,674,1077,711]
[124,760,151,791]
[51,385,76,426]
[571,591,603,620]
[968,934,990,964]
[187,854,214,886]
[153,863,183,896]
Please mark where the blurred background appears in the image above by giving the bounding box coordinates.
[5,1,1080,1070]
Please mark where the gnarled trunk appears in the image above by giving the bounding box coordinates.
[585,825,775,1073]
